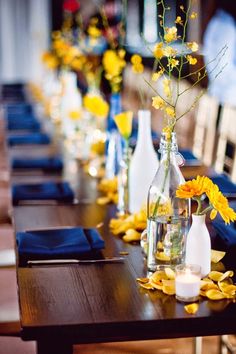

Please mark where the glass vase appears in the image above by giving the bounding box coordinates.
[146,132,190,271]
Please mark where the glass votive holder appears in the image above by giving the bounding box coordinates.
[175,264,201,302]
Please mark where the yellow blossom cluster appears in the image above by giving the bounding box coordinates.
[102,49,126,93]
[41,51,59,70]
[83,94,109,118]
[131,54,144,74]
[176,176,236,224]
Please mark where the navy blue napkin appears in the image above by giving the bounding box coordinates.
[5,103,32,115]
[179,149,198,161]
[211,174,236,195]
[7,133,51,146]
[7,119,41,131]
[12,181,74,205]
[16,227,105,266]
[11,156,63,172]
[212,221,236,248]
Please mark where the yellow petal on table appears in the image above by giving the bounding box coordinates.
[165,267,176,280]
[136,277,149,284]
[112,222,134,235]
[184,303,199,314]
[149,279,163,291]
[219,270,234,282]
[200,281,218,291]
[208,271,224,282]
[150,270,169,282]
[109,218,125,229]
[205,289,226,300]
[96,196,111,205]
[123,229,141,242]
[162,279,175,295]
[211,249,226,263]
[200,290,207,297]
[139,282,155,290]
[219,283,236,298]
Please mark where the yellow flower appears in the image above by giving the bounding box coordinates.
[83,94,109,118]
[153,42,164,59]
[68,110,81,120]
[152,96,165,109]
[102,49,126,92]
[175,16,183,25]
[132,63,144,74]
[164,46,177,57]
[131,54,144,73]
[186,42,199,52]
[206,186,236,224]
[87,25,101,38]
[131,54,142,65]
[163,78,171,98]
[152,68,164,81]
[165,106,175,118]
[162,126,172,140]
[177,175,236,224]
[168,58,179,68]
[164,27,177,43]
[190,12,198,19]
[186,55,198,65]
[114,111,133,140]
[176,176,212,199]
[41,52,59,69]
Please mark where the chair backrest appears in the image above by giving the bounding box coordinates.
[175,80,201,149]
[192,94,219,166]
[215,104,236,182]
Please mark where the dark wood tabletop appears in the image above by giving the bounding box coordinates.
[7,114,227,354]
[13,200,236,354]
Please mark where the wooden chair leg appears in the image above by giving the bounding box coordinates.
[193,337,203,354]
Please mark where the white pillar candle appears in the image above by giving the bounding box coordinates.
[175,265,201,302]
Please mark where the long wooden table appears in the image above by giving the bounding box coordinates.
[7,107,231,354]
[13,196,236,354]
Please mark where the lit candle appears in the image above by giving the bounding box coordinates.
[175,264,201,302]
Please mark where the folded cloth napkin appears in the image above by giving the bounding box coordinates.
[5,103,33,115]
[7,133,51,146]
[7,119,41,131]
[211,174,236,194]
[12,181,74,205]
[179,149,198,161]
[16,227,105,266]
[11,156,63,172]
[212,221,236,248]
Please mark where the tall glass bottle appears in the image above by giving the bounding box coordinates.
[147,132,190,271]
[129,110,158,213]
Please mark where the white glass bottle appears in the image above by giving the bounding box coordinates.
[129,110,159,213]
[185,214,211,278]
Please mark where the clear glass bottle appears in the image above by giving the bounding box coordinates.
[117,147,132,215]
[147,132,190,271]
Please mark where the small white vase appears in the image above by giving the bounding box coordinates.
[129,110,159,213]
[185,214,211,278]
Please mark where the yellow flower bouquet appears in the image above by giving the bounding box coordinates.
[176,176,236,224]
